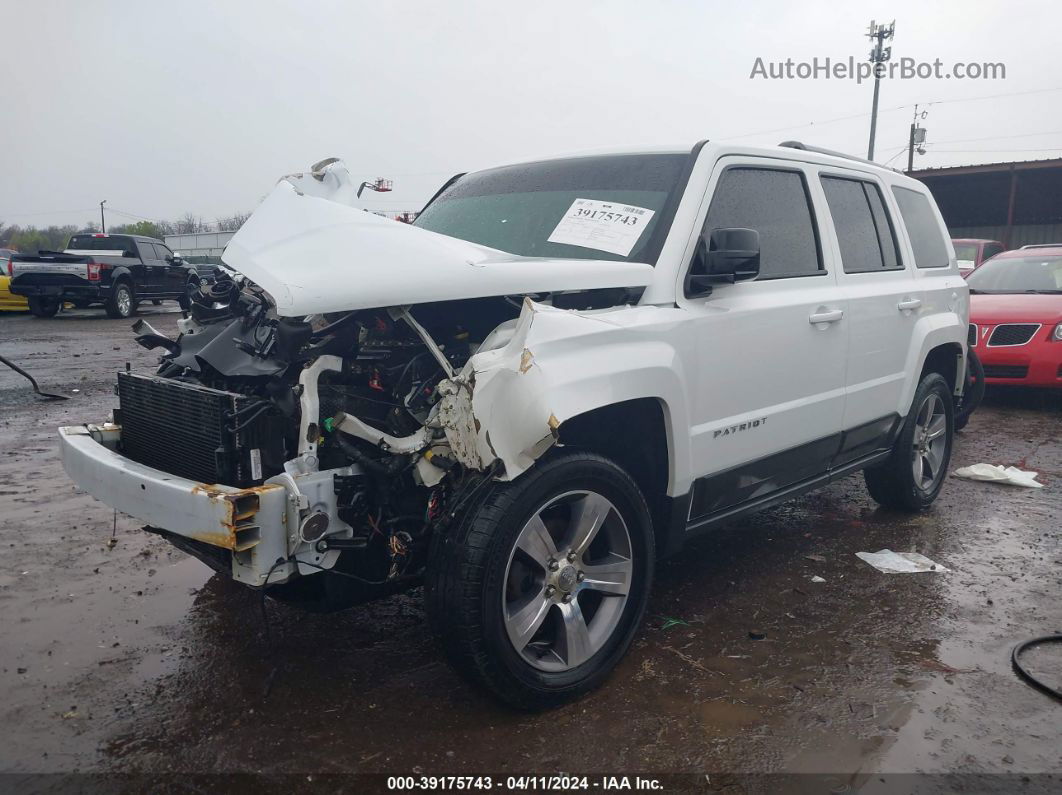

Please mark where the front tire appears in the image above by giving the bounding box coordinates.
[865,372,954,510]
[105,282,137,318]
[27,297,60,318]
[426,451,654,709]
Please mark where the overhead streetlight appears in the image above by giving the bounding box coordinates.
[100,199,107,234]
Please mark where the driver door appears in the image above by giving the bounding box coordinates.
[679,158,848,523]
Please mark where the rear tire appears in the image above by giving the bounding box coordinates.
[954,350,984,432]
[27,297,60,318]
[105,282,137,318]
[425,451,654,710]
[865,372,954,511]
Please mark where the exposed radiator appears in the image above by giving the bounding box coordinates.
[116,372,282,487]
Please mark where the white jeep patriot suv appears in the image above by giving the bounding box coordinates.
[60,141,968,708]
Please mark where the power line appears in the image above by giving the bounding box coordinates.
[922,147,1062,153]
[0,208,97,218]
[910,85,1062,109]
[882,144,912,167]
[718,85,1062,144]
[927,129,1062,146]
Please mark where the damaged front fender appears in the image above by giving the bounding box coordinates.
[435,298,687,486]
[437,298,559,476]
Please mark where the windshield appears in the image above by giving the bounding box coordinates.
[953,243,978,262]
[966,255,1062,293]
[414,153,690,264]
[67,235,137,256]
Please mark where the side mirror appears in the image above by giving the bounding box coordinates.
[169,255,184,266]
[685,227,760,296]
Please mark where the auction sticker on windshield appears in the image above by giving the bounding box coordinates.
[547,198,656,257]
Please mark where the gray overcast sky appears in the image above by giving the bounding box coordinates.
[3,0,1060,229]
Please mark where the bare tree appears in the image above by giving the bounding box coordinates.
[216,211,251,232]
[174,213,205,234]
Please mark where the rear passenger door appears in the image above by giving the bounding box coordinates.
[680,159,848,523]
[819,171,918,458]
[135,241,164,293]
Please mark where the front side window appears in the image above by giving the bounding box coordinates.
[892,187,950,269]
[153,243,172,261]
[701,167,822,278]
[414,153,691,264]
[821,176,902,273]
[953,243,978,262]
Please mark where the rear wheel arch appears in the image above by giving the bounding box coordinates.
[919,342,963,396]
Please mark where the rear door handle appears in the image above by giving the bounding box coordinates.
[809,309,844,325]
[897,297,922,311]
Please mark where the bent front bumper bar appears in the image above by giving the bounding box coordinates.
[59,424,294,586]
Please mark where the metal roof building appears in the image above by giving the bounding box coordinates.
[911,158,1062,248]
[164,231,235,263]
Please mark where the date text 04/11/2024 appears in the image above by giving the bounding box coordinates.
[385,775,664,790]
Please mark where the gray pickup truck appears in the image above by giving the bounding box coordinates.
[10,232,217,318]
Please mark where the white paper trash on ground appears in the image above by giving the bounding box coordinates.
[953,463,1043,488]
[856,550,950,574]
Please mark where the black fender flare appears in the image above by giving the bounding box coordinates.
[110,266,134,285]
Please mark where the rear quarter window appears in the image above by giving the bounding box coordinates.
[892,187,950,269]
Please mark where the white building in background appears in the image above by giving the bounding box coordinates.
[165,231,235,263]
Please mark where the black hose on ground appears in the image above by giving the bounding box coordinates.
[1011,634,1062,701]
[0,353,68,400]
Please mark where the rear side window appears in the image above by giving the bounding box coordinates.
[136,241,156,261]
[702,167,822,278]
[68,235,136,256]
[821,176,901,273]
[892,187,950,269]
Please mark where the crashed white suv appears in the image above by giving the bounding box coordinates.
[60,142,968,708]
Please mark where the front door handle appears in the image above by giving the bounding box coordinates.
[897,297,922,311]
[809,308,844,325]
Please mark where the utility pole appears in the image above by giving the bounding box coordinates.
[866,19,895,160]
[99,200,107,234]
[907,105,928,173]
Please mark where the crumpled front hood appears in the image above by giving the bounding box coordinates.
[223,159,654,317]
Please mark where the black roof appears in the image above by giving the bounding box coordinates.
[72,231,164,244]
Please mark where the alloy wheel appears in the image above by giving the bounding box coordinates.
[117,287,132,317]
[502,490,633,672]
[911,392,948,491]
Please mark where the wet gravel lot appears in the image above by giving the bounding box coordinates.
[0,308,1060,791]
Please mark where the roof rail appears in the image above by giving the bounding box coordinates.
[779,141,900,172]
[1019,243,1062,249]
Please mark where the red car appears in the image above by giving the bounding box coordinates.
[952,238,1005,277]
[966,244,1062,388]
